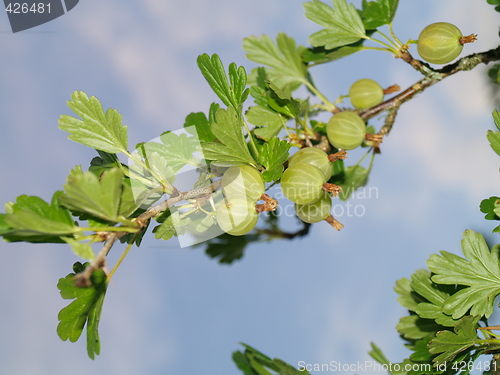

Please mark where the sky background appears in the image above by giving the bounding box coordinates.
[0,1,499,374]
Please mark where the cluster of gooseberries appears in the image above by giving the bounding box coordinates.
[215,21,477,237]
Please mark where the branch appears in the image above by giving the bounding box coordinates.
[73,179,223,286]
[360,46,500,131]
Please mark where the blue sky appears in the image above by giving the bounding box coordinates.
[0,1,499,374]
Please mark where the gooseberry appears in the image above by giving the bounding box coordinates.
[327,112,366,150]
[349,79,384,109]
[288,147,332,180]
[417,22,463,65]
[216,195,258,236]
[295,191,332,224]
[281,163,326,205]
[221,165,265,202]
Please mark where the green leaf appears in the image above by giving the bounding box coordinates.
[396,315,443,340]
[304,0,367,49]
[197,54,249,109]
[0,192,78,243]
[57,262,108,360]
[427,230,500,319]
[369,343,407,375]
[233,351,259,375]
[201,106,256,166]
[89,150,123,177]
[487,130,500,156]
[487,64,500,84]
[58,91,128,154]
[395,277,426,312]
[258,138,291,182]
[361,0,399,29]
[428,315,481,364]
[339,165,369,200]
[204,233,250,264]
[184,112,216,144]
[480,196,500,220]
[411,269,458,327]
[493,109,500,131]
[153,214,177,241]
[61,237,95,260]
[246,106,284,140]
[59,168,125,223]
[243,33,307,91]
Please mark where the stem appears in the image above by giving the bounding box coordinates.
[388,23,403,47]
[375,30,400,50]
[108,233,138,281]
[243,120,260,160]
[304,81,336,112]
[364,36,397,53]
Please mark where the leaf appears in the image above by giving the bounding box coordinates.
[88,150,123,177]
[304,0,367,50]
[197,53,249,109]
[411,269,458,327]
[201,106,256,166]
[258,138,291,182]
[57,262,108,360]
[487,130,500,156]
[61,237,95,260]
[428,315,481,364]
[339,165,369,200]
[58,91,128,154]
[204,233,250,264]
[184,112,216,144]
[59,168,125,223]
[396,315,443,340]
[494,109,500,131]
[480,196,500,220]
[395,277,426,312]
[246,106,284,140]
[361,0,399,29]
[233,351,259,375]
[427,230,500,319]
[153,214,177,241]
[243,33,307,91]
[0,192,78,243]
[368,343,407,375]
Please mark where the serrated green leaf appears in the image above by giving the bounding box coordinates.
[411,269,458,327]
[258,138,291,182]
[233,351,259,375]
[397,315,443,340]
[59,168,124,223]
[368,343,407,375]
[339,165,369,200]
[410,337,434,363]
[184,112,216,144]
[88,150,123,177]
[201,106,256,166]
[153,214,177,241]
[0,192,78,243]
[304,0,367,49]
[487,130,500,156]
[197,54,249,109]
[246,106,284,140]
[395,277,425,312]
[480,196,500,220]
[58,91,128,153]
[204,233,250,264]
[361,0,399,29]
[57,262,108,360]
[427,230,500,319]
[428,315,481,364]
[243,33,307,91]
[493,110,500,131]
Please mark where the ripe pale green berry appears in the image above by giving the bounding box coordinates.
[295,191,332,224]
[216,195,258,236]
[281,163,326,205]
[417,22,463,65]
[327,112,366,150]
[349,79,384,109]
[288,147,332,180]
[221,165,265,202]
